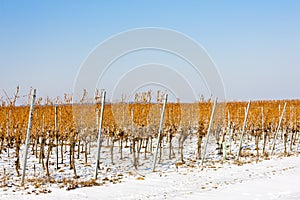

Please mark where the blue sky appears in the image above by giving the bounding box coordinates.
[0,0,299,102]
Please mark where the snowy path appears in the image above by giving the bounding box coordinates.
[2,154,300,200]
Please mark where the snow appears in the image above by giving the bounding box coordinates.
[1,154,300,199]
[0,134,300,200]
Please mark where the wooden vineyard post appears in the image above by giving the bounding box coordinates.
[271,102,287,155]
[131,108,138,169]
[21,89,36,186]
[227,111,232,153]
[6,110,11,157]
[55,106,59,170]
[201,97,217,166]
[152,94,168,172]
[94,90,106,179]
[236,100,251,161]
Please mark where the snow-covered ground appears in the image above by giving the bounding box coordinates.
[0,134,299,200]
[1,154,299,200]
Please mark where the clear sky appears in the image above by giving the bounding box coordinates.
[0,0,299,102]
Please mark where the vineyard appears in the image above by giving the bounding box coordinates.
[0,87,300,195]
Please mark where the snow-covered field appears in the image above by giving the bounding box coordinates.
[1,154,299,200]
[1,134,299,200]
